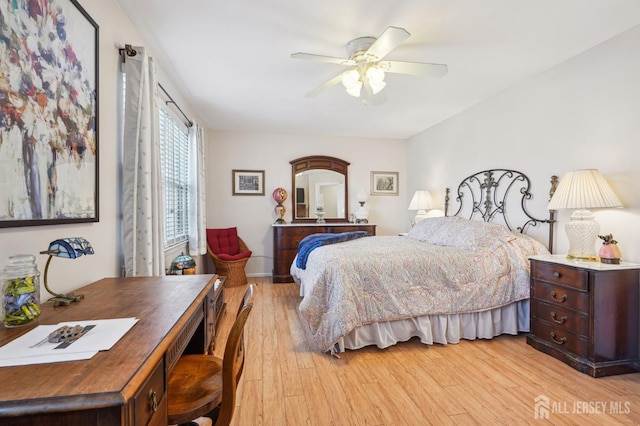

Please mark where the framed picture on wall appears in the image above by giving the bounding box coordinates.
[370,171,399,196]
[232,170,265,195]
[0,0,99,228]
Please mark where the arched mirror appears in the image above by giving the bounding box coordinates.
[291,156,349,223]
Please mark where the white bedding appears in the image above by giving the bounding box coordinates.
[291,217,549,353]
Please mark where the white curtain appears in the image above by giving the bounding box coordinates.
[122,47,166,276]
[188,123,207,256]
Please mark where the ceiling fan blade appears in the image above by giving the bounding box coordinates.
[305,73,344,98]
[291,52,355,66]
[380,60,448,77]
[366,26,410,61]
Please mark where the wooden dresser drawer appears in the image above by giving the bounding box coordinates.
[532,300,589,336]
[533,320,589,358]
[532,281,589,313]
[531,261,588,291]
[280,236,307,250]
[134,358,166,426]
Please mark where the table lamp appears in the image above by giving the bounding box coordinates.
[408,190,435,225]
[168,252,196,275]
[355,190,369,223]
[547,169,622,260]
[40,237,94,306]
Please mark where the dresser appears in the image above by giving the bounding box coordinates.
[272,223,377,283]
[0,275,219,425]
[527,255,640,377]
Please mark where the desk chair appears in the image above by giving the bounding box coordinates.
[168,284,256,425]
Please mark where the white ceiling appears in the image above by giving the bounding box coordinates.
[116,0,640,140]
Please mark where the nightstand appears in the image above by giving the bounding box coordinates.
[527,255,640,377]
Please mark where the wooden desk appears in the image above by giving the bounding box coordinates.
[0,274,218,425]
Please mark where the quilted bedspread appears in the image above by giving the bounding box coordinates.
[291,218,549,352]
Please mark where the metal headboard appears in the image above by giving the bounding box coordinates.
[444,169,558,252]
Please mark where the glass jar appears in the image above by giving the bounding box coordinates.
[2,254,41,327]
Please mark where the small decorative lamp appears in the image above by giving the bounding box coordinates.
[40,237,94,306]
[355,190,369,224]
[408,190,435,225]
[272,187,288,224]
[168,252,196,275]
[315,192,325,223]
[547,169,623,260]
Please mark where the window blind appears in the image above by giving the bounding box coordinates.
[159,107,190,247]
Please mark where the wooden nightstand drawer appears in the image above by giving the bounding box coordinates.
[532,261,588,291]
[532,280,589,313]
[533,320,589,358]
[528,256,640,377]
[532,301,588,336]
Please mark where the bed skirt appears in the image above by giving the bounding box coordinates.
[334,300,530,353]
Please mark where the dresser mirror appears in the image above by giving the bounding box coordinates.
[290,156,349,223]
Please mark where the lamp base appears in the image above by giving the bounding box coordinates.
[565,209,599,261]
[413,210,428,226]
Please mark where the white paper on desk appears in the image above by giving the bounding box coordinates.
[0,317,138,366]
[0,351,98,367]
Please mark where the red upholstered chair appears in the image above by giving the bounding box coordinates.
[206,228,252,287]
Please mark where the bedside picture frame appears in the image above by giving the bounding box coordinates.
[232,170,265,195]
[370,171,399,196]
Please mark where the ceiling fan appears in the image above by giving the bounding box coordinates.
[291,26,448,103]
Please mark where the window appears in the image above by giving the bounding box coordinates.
[159,107,190,247]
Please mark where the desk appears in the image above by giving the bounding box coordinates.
[0,274,218,425]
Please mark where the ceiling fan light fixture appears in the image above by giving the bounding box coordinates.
[341,69,360,88]
[366,67,386,95]
[341,69,363,97]
[345,81,363,97]
[293,26,448,99]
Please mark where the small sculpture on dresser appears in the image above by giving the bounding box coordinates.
[598,234,622,264]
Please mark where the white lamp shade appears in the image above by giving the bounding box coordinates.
[547,169,622,210]
[356,190,368,203]
[366,67,386,95]
[409,190,435,225]
[408,191,434,211]
[546,169,622,261]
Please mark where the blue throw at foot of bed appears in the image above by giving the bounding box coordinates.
[296,231,370,270]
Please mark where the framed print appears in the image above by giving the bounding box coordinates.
[232,170,265,195]
[0,0,99,228]
[370,171,399,196]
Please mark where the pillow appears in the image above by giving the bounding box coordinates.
[406,216,516,249]
[207,227,240,255]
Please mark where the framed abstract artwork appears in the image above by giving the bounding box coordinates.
[370,171,399,196]
[232,170,265,196]
[0,0,99,227]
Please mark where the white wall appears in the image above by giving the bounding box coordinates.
[0,0,202,297]
[407,25,640,262]
[204,131,408,276]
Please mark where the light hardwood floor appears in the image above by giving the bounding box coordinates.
[215,277,640,425]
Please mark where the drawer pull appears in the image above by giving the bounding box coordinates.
[149,390,158,413]
[550,291,567,303]
[550,332,567,345]
[553,271,561,278]
[550,312,567,324]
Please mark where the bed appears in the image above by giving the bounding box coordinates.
[290,169,557,354]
